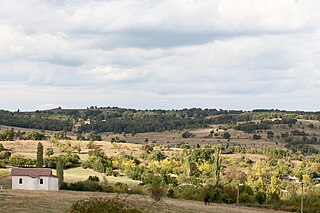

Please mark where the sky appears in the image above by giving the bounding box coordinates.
[1,0,320,111]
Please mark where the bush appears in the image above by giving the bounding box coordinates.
[24,130,46,140]
[148,184,164,201]
[0,160,6,168]
[45,154,80,168]
[0,151,11,159]
[112,182,129,194]
[203,185,234,204]
[88,175,100,182]
[239,193,253,204]
[181,131,195,138]
[223,132,231,139]
[252,134,262,140]
[69,196,142,213]
[9,155,36,167]
[61,180,112,193]
[255,192,266,204]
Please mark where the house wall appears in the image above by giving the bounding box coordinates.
[12,176,59,190]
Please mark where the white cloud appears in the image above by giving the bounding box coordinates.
[0,0,320,111]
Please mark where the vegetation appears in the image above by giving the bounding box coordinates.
[2,107,320,212]
[36,142,44,168]
[68,196,142,213]
[56,156,64,189]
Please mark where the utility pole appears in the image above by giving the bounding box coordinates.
[301,182,304,213]
[237,183,243,205]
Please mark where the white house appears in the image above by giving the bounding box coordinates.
[11,168,59,191]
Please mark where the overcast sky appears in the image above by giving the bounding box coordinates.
[1,0,320,111]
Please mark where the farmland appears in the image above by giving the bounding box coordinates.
[1,108,320,212]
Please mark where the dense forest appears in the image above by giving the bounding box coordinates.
[1,107,320,134]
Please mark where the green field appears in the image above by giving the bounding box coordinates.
[0,169,10,176]
[55,167,141,185]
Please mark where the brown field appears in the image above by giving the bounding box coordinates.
[0,190,291,213]
[4,118,319,161]
[1,140,143,160]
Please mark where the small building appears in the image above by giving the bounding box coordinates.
[11,168,59,191]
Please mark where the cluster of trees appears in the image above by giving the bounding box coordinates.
[0,110,73,131]
[0,129,14,141]
[82,147,113,175]
[0,108,246,134]
[233,121,271,133]
[0,129,46,141]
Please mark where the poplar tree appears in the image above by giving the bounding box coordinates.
[36,142,43,168]
[56,157,64,189]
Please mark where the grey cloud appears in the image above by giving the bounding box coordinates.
[1,0,320,111]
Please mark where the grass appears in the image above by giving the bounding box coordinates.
[310,144,320,151]
[54,167,141,186]
[0,190,291,213]
[0,168,10,176]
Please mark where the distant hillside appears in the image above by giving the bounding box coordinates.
[0,107,320,134]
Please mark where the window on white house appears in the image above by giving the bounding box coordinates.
[19,178,22,184]
[40,178,43,184]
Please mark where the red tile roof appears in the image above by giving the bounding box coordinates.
[11,168,58,178]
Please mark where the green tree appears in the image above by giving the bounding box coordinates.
[223,132,231,139]
[75,143,81,154]
[25,130,45,140]
[45,147,54,157]
[267,131,274,139]
[56,156,64,189]
[88,131,102,141]
[212,148,222,186]
[36,142,44,168]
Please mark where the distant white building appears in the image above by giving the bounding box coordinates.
[11,168,59,191]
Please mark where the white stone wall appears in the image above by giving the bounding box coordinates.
[12,176,58,190]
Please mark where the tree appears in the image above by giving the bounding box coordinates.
[252,134,261,140]
[56,156,64,189]
[45,147,54,157]
[25,130,45,140]
[267,131,274,139]
[223,132,231,139]
[75,143,81,154]
[212,148,222,186]
[181,131,195,138]
[36,142,44,168]
[88,131,102,141]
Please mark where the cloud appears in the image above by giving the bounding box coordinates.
[0,0,320,111]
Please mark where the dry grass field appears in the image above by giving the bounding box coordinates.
[0,190,291,213]
[1,140,143,160]
[3,118,318,161]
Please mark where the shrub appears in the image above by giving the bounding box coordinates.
[252,134,262,140]
[181,131,195,138]
[9,155,36,167]
[148,184,164,201]
[0,151,11,160]
[68,196,142,213]
[203,185,234,204]
[255,192,266,204]
[0,160,6,168]
[61,180,112,193]
[113,182,129,194]
[88,175,100,182]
